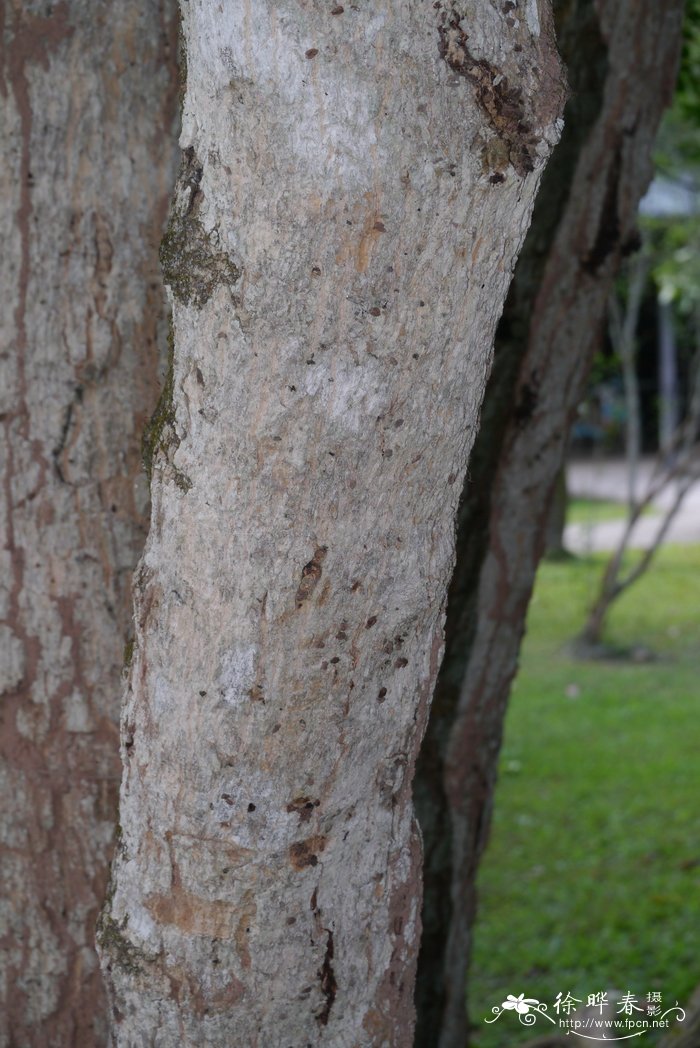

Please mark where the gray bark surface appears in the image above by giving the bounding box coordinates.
[100,2,565,1045]
[414,2,684,1046]
[0,2,178,1044]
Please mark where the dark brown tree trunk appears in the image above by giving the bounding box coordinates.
[544,466,568,558]
[0,3,178,1044]
[413,2,684,1046]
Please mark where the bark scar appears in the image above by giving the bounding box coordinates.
[295,546,328,609]
[316,928,337,1026]
[436,4,541,176]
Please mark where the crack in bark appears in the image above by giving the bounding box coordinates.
[316,928,337,1027]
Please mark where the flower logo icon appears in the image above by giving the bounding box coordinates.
[502,993,541,1015]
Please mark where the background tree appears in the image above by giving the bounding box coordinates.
[581,47,700,648]
[98,2,565,1044]
[414,2,684,1045]
[0,2,177,1043]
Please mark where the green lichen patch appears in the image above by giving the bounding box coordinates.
[159,209,240,308]
[123,637,135,670]
[96,913,145,977]
[171,465,193,493]
[142,319,179,484]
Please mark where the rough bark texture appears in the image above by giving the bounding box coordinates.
[0,2,178,1044]
[99,2,565,1044]
[414,2,684,1046]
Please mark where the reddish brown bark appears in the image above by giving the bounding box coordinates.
[414,2,684,1045]
[0,2,178,1044]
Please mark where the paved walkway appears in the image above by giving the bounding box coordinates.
[564,457,700,553]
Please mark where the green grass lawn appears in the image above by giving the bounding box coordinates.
[567,496,658,525]
[469,545,700,1047]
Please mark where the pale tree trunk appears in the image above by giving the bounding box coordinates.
[413,1,684,1046]
[99,2,565,1044]
[0,2,178,1045]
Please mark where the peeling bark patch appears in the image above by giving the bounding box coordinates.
[288,836,327,870]
[146,891,237,937]
[316,928,337,1026]
[436,6,540,176]
[295,546,328,609]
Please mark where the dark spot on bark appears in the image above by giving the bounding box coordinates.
[395,657,408,668]
[351,580,361,592]
[289,836,327,870]
[195,367,205,386]
[305,48,319,59]
[287,797,320,823]
[331,4,344,12]
[221,794,235,806]
[316,929,337,1026]
[199,690,207,696]
[247,803,256,812]
[377,688,388,702]
[295,546,328,609]
[369,306,381,316]
[514,371,540,425]
[366,616,378,629]
[489,172,506,184]
[248,684,265,703]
